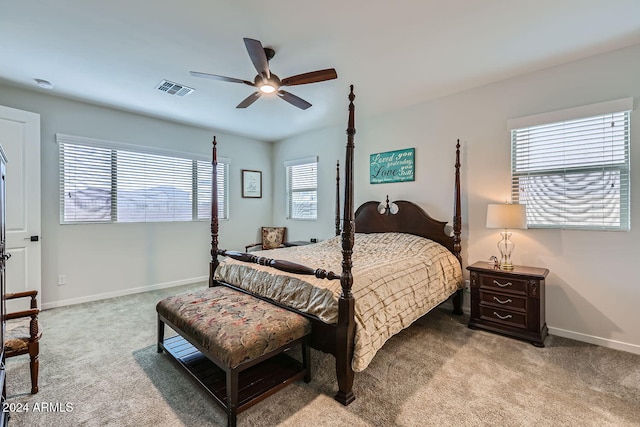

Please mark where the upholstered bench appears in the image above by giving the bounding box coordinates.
[156,286,311,427]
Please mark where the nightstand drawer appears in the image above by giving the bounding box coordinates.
[479,306,527,329]
[479,273,528,296]
[479,290,527,312]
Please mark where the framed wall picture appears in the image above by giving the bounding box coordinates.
[369,148,415,184]
[241,169,262,198]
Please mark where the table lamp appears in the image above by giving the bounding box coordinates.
[486,203,527,270]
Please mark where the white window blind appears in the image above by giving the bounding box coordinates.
[57,134,228,224]
[509,99,631,230]
[285,156,318,220]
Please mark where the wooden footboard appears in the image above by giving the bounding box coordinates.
[217,250,342,280]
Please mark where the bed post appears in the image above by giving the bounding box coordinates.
[209,136,219,287]
[335,85,356,406]
[335,160,341,237]
[452,139,464,315]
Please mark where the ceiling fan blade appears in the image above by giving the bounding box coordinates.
[236,91,261,108]
[189,71,253,86]
[277,90,312,110]
[281,68,337,86]
[243,38,270,79]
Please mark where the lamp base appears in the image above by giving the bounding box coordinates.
[497,231,515,271]
[500,262,514,271]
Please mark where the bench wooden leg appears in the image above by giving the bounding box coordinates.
[226,368,239,427]
[157,317,165,353]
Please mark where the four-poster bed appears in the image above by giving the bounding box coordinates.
[208,85,464,405]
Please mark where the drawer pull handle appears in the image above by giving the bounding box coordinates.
[493,312,513,320]
[493,279,513,288]
[493,296,512,304]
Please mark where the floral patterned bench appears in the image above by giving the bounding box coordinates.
[156,285,311,427]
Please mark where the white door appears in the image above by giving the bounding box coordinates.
[0,105,41,309]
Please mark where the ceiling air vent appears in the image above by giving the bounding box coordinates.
[155,80,194,97]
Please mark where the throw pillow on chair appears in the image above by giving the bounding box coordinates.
[261,227,285,250]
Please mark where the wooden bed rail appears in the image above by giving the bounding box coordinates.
[217,249,342,280]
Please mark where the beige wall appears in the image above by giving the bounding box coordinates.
[274,44,640,354]
[0,84,273,308]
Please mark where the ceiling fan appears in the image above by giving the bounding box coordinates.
[190,38,337,110]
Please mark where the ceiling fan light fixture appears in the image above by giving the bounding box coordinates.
[259,83,276,94]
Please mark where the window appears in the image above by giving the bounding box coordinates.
[57,134,229,224]
[509,98,632,230]
[285,156,318,220]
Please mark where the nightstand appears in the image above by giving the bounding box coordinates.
[467,261,549,347]
[283,241,314,247]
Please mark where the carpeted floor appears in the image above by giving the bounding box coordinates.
[5,283,640,426]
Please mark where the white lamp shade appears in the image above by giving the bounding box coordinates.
[486,203,527,229]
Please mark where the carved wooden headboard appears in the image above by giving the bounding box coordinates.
[354,200,456,254]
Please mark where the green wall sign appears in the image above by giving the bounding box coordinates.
[369,148,415,184]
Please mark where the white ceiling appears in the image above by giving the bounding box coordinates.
[2,1,640,141]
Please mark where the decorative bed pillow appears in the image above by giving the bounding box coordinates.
[261,227,285,249]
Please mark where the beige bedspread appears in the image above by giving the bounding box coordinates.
[215,232,463,371]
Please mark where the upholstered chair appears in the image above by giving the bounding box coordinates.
[245,227,287,252]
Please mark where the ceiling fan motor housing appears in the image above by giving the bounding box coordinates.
[255,73,280,88]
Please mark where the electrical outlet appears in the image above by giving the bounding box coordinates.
[58,274,67,285]
[464,279,471,293]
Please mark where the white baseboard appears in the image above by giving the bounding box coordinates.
[41,276,208,310]
[548,326,640,356]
